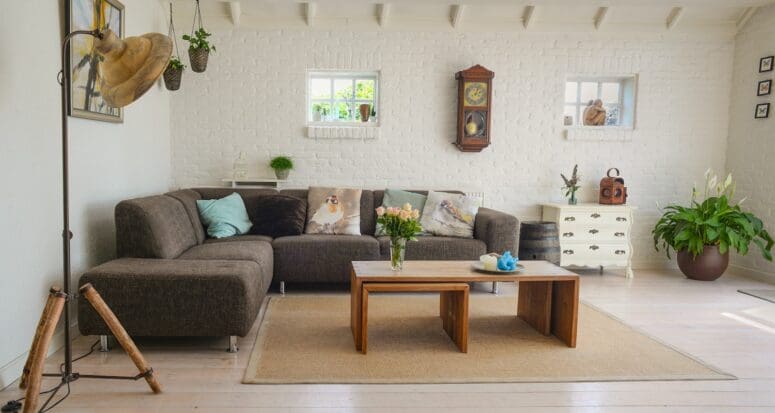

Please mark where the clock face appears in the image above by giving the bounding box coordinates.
[464,82,488,107]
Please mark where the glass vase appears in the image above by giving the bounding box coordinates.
[568,191,578,205]
[389,237,406,271]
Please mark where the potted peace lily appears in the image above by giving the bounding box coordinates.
[376,204,423,271]
[269,156,293,180]
[653,170,773,281]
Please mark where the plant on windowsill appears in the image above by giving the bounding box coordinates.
[653,170,773,281]
[163,57,185,91]
[183,28,216,73]
[269,156,293,180]
[376,204,423,271]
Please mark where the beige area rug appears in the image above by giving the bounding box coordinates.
[243,295,733,384]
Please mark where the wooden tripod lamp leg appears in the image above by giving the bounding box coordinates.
[79,283,162,394]
[19,287,60,389]
[22,288,66,413]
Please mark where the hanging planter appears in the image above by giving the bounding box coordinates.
[183,0,215,73]
[163,57,185,90]
[163,2,185,91]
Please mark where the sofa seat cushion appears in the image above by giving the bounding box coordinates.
[377,236,486,260]
[204,234,273,244]
[179,241,273,276]
[273,235,379,283]
[78,258,269,337]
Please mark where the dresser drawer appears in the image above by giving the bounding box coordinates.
[558,225,629,242]
[559,211,630,227]
[559,242,630,266]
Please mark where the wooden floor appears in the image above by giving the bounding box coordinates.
[2,268,775,412]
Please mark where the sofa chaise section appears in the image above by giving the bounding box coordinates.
[78,258,265,337]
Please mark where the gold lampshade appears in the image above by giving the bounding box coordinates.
[93,29,172,108]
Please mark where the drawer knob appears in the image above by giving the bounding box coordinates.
[589,245,600,250]
[562,232,574,237]
[615,249,626,255]
[563,249,575,255]
[591,213,601,218]
[564,216,576,222]
[616,216,627,222]
[615,232,625,237]
[589,229,599,234]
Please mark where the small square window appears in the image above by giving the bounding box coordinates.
[564,76,637,128]
[308,71,379,123]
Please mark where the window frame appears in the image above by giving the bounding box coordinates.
[564,75,636,128]
[307,70,380,125]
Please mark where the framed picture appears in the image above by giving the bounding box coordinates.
[66,0,125,123]
[755,103,770,119]
[758,79,772,96]
[760,56,774,73]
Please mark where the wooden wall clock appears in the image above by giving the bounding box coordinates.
[454,65,494,152]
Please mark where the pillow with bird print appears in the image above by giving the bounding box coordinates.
[305,187,362,235]
[419,191,481,238]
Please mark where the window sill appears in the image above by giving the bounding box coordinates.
[564,126,633,142]
[307,123,380,140]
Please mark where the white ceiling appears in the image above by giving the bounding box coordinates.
[167,0,775,36]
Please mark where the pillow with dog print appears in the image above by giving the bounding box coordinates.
[305,187,362,235]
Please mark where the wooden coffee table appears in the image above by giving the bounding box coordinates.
[350,260,580,353]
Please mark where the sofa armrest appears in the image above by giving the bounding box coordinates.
[474,207,519,254]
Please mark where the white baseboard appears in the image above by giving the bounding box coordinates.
[0,323,80,390]
[729,264,775,285]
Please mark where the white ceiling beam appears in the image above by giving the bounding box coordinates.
[736,7,758,31]
[522,5,535,29]
[451,4,465,29]
[377,3,391,27]
[593,7,608,30]
[666,7,684,30]
[228,1,241,27]
[304,2,317,26]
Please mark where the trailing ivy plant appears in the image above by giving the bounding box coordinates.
[653,170,773,260]
[182,28,216,52]
[167,56,186,71]
[269,156,293,171]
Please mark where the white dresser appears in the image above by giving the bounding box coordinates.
[542,203,635,278]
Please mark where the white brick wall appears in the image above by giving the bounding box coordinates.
[726,5,775,279]
[171,30,734,269]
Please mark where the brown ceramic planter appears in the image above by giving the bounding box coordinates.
[676,245,729,281]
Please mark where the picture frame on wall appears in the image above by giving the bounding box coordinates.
[66,0,125,123]
[760,56,774,73]
[755,103,770,119]
[758,80,772,96]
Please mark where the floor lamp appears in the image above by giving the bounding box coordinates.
[12,26,172,413]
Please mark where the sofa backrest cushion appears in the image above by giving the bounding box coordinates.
[166,189,205,244]
[281,189,375,236]
[115,195,198,259]
[373,190,464,208]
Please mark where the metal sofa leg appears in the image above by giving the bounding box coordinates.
[280,281,286,296]
[227,336,239,353]
[491,282,499,295]
[99,335,110,352]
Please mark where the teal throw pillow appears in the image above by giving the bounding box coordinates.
[375,189,429,236]
[196,193,253,238]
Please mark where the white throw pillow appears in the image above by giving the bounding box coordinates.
[419,191,480,238]
[305,187,362,235]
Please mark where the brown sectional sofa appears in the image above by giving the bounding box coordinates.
[78,187,519,349]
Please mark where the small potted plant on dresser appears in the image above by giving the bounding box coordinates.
[653,170,773,281]
[270,156,293,180]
